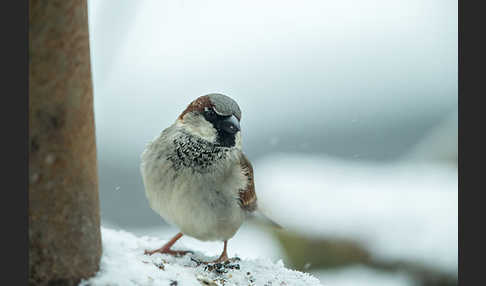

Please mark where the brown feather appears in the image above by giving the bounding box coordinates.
[238,153,258,212]
[178,95,214,120]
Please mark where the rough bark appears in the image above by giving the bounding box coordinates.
[29,1,101,285]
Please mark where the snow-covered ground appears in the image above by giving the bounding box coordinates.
[130,223,284,263]
[254,154,457,274]
[80,227,322,286]
[80,225,423,286]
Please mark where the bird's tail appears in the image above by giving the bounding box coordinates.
[250,209,283,229]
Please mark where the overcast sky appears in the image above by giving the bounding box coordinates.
[87,0,457,227]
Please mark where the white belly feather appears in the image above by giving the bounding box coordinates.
[140,128,248,241]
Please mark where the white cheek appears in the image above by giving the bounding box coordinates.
[177,114,217,142]
[235,132,242,149]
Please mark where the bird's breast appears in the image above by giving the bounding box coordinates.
[141,128,248,241]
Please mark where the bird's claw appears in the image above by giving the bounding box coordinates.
[144,248,193,257]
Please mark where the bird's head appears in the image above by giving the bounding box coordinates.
[177,93,242,148]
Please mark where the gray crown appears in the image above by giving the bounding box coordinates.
[207,93,242,120]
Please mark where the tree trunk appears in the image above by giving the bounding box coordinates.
[29,1,102,285]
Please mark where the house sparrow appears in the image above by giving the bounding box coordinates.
[140,93,277,263]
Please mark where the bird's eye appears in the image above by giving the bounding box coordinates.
[204,108,216,117]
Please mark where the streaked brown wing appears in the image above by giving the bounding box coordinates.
[238,152,257,212]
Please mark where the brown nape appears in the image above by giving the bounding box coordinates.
[178,95,214,120]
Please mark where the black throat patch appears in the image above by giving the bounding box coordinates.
[202,111,237,148]
[167,132,230,173]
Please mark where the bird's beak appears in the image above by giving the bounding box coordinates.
[220,115,240,134]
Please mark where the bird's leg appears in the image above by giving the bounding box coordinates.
[144,232,192,256]
[207,240,229,264]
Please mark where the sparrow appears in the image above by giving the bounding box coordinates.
[140,93,276,263]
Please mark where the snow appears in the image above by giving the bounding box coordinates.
[130,223,284,262]
[80,226,322,286]
[254,154,457,274]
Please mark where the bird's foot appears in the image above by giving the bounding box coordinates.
[201,255,240,265]
[144,248,193,257]
[207,254,229,264]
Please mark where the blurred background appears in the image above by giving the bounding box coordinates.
[87,0,457,285]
